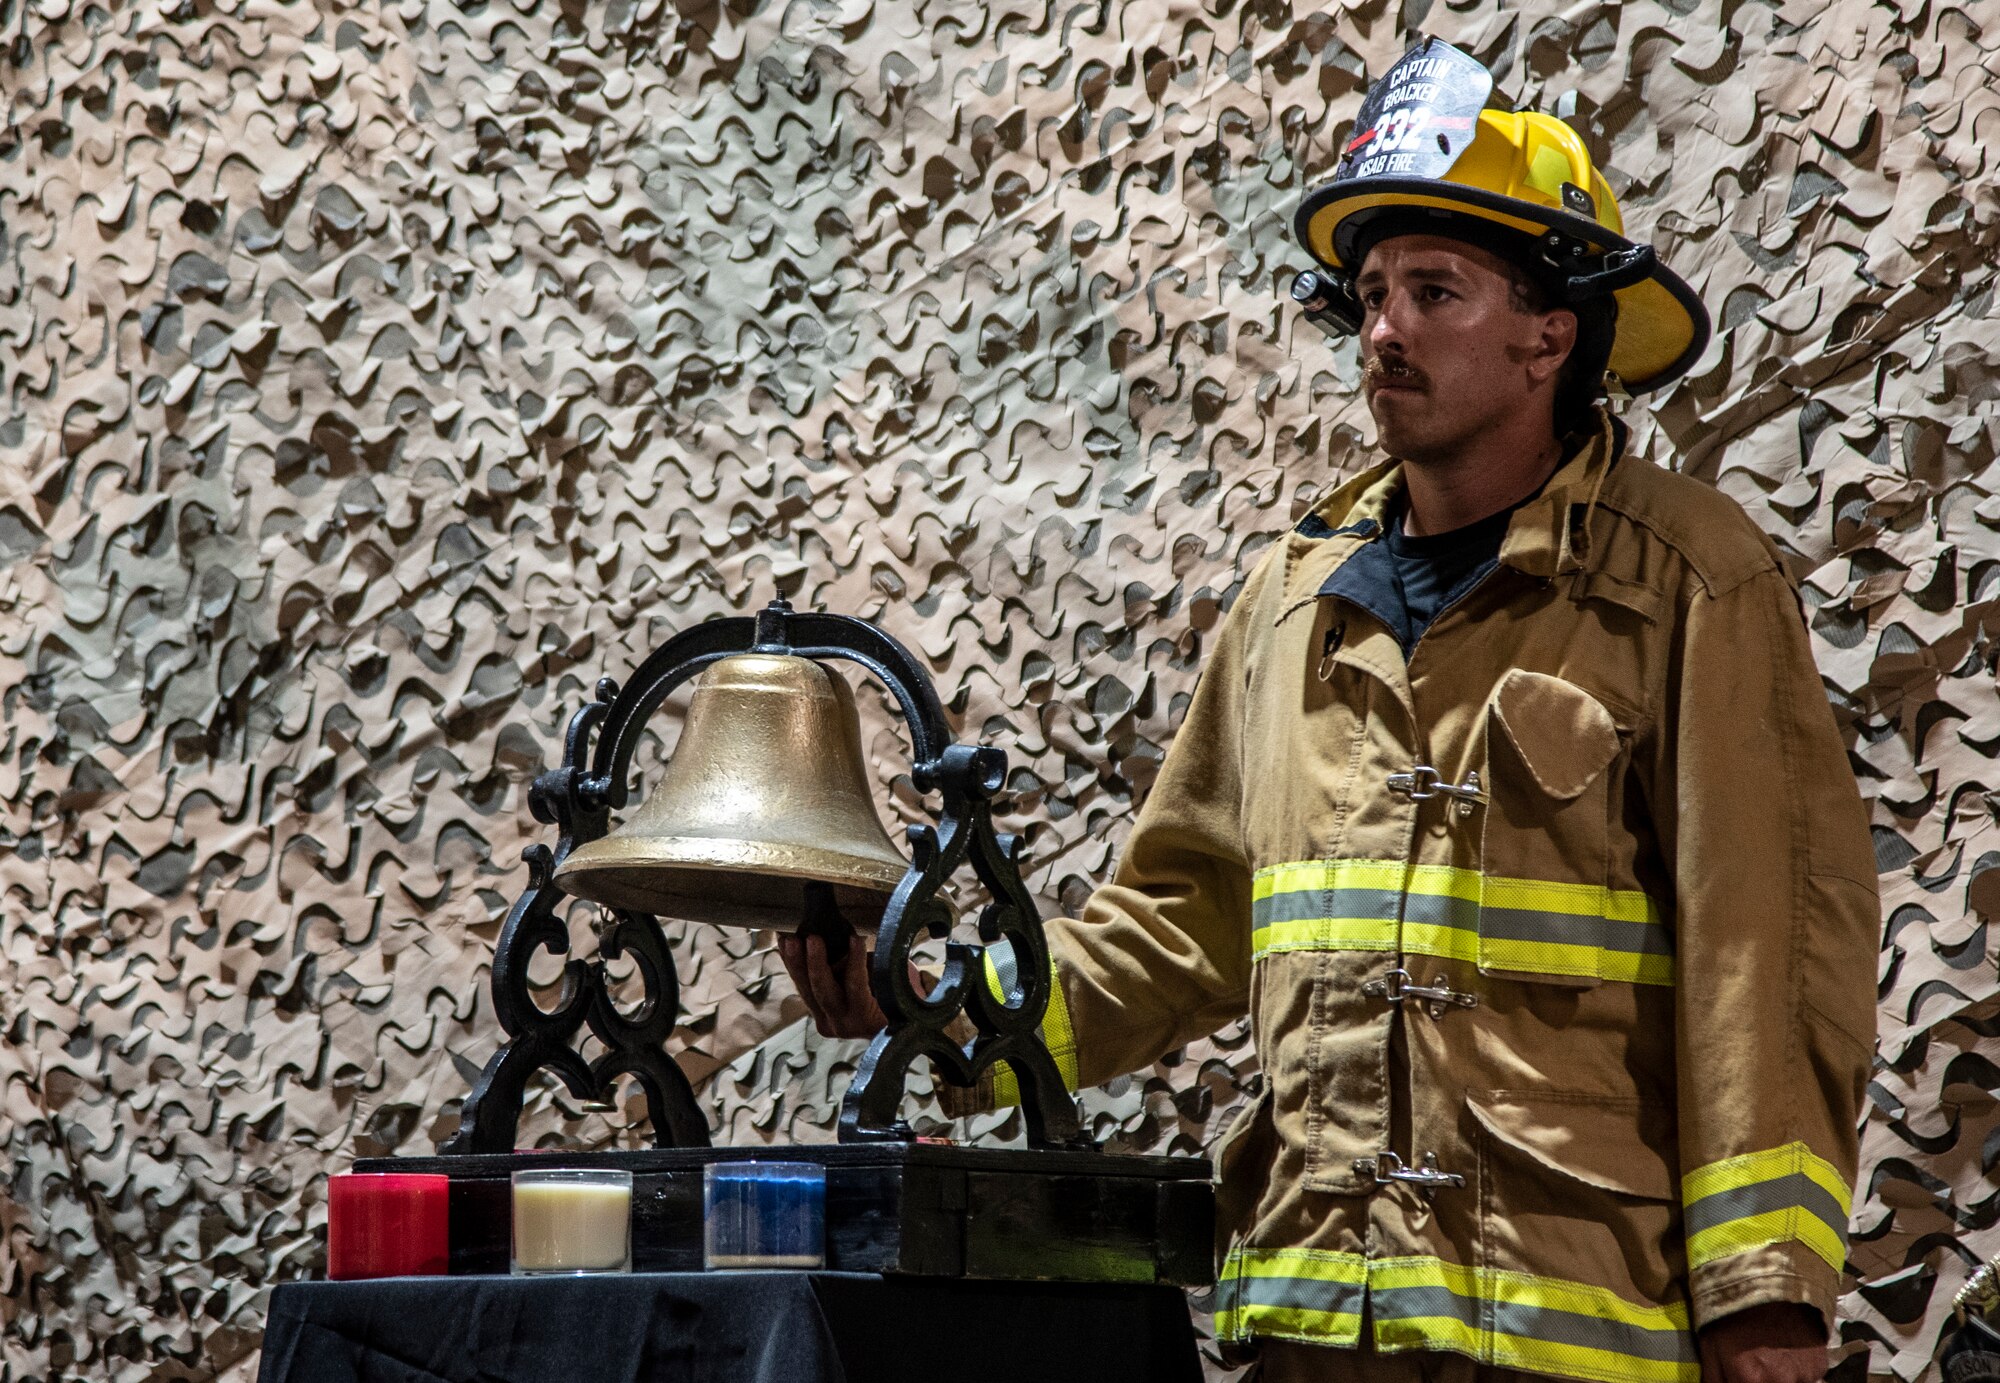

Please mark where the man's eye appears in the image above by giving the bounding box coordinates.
[1422,285,1452,301]
[1362,291,1386,309]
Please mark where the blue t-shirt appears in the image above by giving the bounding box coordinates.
[1313,493,1524,658]
[1379,496,1516,655]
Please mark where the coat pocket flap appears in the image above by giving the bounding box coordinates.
[1570,568,1663,623]
[1491,669,1622,801]
[1468,1090,1677,1202]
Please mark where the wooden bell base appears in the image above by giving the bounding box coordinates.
[362,1144,1216,1286]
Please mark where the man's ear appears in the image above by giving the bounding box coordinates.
[1527,307,1579,387]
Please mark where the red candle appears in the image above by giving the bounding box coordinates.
[327,1173,450,1280]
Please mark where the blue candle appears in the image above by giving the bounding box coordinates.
[704,1162,825,1269]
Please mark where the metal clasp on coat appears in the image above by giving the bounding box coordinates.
[1362,967,1478,1019]
[1385,765,1486,819]
[1353,1151,1466,1194]
[1316,621,1347,681]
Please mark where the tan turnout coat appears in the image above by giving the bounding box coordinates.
[997,415,1880,1383]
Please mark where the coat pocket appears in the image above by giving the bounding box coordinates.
[1211,1079,1277,1263]
[1468,1089,1675,1201]
[1210,1079,1275,1188]
[1477,670,1665,988]
[1469,1090,1689,1310]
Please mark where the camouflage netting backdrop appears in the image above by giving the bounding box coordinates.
[1,0,1994,1376]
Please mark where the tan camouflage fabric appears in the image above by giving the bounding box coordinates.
[0,0,1991,1379]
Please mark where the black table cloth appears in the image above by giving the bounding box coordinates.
[257,1272,1204,1383]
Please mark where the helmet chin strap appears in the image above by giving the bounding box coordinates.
[1562,244,1657,300]
[1568,407,1620,568]
[1292,229,1650,347]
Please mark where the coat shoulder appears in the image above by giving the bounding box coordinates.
[1596,455,1787,598]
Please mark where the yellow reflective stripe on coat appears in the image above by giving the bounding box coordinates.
[986,948,1079,1108]
[1214,1247,1367,1343]
[1250,859,1673,984]
[1682,1142,1851,1273]
[1216,1248,1698,1383]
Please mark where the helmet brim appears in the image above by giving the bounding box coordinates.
[1296,178,1712,394]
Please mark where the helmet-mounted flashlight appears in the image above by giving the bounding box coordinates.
[1290,269,1362,340]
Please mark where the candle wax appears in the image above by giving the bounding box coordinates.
[512,1181,631,1273]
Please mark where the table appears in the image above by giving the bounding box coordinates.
[257,1272,1205,1383]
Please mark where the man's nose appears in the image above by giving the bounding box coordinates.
[1366,292,1407,354]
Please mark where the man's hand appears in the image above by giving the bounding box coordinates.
[776,921,885,1038]
[1697,1302,1828,1383]
[776,881,889,1038]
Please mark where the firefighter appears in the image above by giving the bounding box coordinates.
[782,39,1877,1383]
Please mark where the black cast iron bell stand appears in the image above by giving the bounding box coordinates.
[442,599,1087,1154]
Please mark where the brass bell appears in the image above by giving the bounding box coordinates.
[554,654,908,931]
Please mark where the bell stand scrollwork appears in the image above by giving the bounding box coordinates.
[442,687,713,1154]
[443,598,1087,1154]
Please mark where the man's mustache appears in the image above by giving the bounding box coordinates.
[1363,357,1427,391]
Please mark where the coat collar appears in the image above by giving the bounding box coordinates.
[1276,409,1629,626]
[1498,409,1627,580]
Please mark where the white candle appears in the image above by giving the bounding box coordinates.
[511,1170,632,1274]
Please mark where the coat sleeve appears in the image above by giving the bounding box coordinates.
[959,554,1266,1113]
[1652,563,1880,1331]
